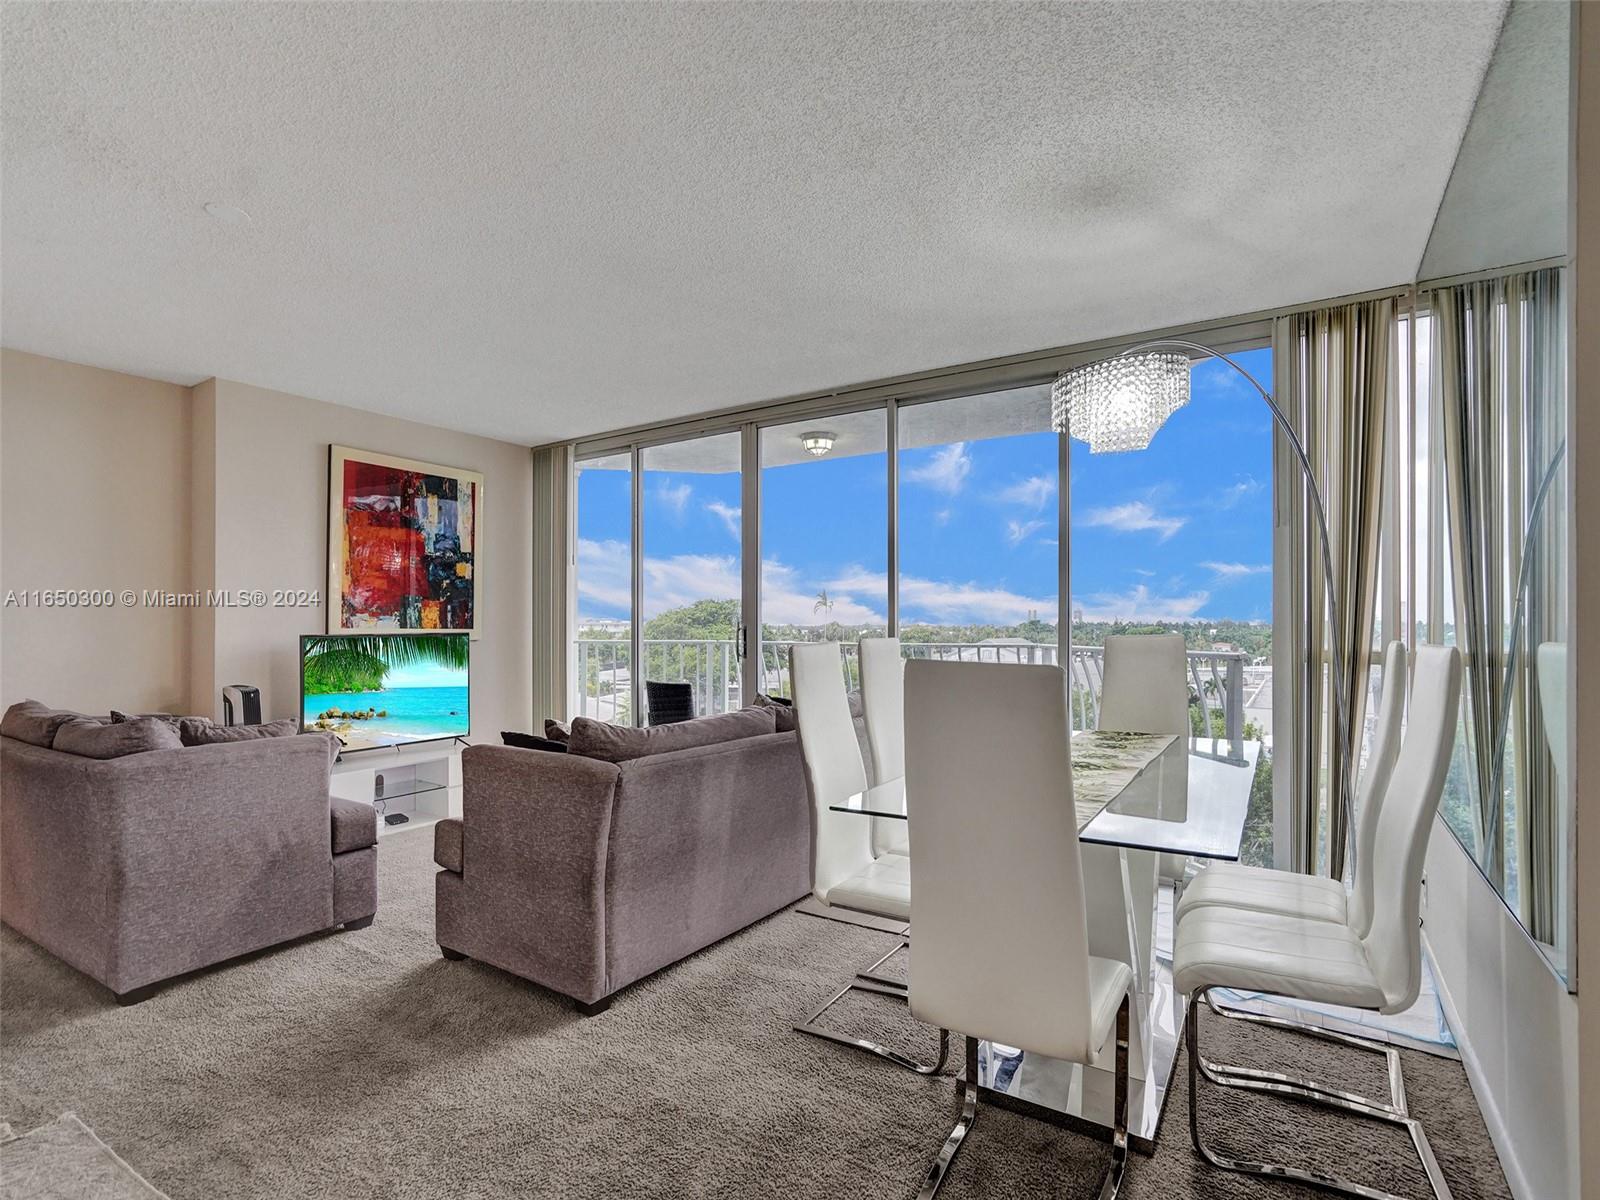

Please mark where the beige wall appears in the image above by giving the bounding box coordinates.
[199,378,532,741]
[0,351,194,713]
[1423,831,1579,1199]
[1,351,534,743]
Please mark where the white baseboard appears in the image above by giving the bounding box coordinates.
[1422,932,1536,1200]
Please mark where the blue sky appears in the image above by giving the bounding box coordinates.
[577,347,1273,627]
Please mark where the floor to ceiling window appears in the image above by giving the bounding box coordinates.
[1065,346,1275,863]
[896,384,1060,666]
[569,335,1271,818]
[574,451,633,723]
[639,432,743,720]
[758,410,888,697]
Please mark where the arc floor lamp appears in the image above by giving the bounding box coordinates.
[1052,339,1355,878]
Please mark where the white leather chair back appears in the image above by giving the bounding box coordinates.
[1098,633,1190,735]
[1349,641,1408,936]
[1537,642,1567,788]
[859,637,905,783]
[1361,644,1461,1013]
[790,642,873,902]
[860,636,911,859]
[905,659,1098,1061]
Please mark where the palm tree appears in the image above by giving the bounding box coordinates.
[303,633,470,694]
[813,589,833,616]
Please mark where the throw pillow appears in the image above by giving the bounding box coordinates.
[111,710,184,732]
[1,700,90,747]
[52,716,183,758]
[502,730,568,753]
[542,719,571,744]
[178,717,299,746]
[752,693,798,733]
[568,706,776,764]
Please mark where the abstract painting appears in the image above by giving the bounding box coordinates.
[328,446,483,634]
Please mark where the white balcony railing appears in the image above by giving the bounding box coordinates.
[573,637,1248,739]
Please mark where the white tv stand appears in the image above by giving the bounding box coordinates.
[328,740,464,838]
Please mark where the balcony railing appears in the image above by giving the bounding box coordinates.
[574,637,1248,740]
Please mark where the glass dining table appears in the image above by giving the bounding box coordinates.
[828,730,1263,1154]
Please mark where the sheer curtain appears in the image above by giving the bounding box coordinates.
[1428,267,1565,935]
[1273,298,1393,878]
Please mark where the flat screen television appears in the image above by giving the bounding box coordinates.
[300,633,469,752]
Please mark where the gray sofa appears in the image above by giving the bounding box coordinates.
[434,725,810,1014]
[1,718,377,1004]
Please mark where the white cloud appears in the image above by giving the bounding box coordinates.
[1074,585,1210,622]
[580,543,1064,630]
[830,568,1055,625]
[1080,501,1185,541]
[761,559,884,626]
[1200,560,1270,579]
[995,474,1056,510]
[1006,518,1046,547]
[934,508,953,525]
[653,480,692,517]
[1216,477,1263,508]
[905,443,972,495]
[706,499,740,540]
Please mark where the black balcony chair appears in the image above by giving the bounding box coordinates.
[645,680,696,726]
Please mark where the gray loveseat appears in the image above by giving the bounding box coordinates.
[1,706,378,1004]
[434,715,810,1014]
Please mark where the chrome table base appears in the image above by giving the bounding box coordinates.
[1187,987,1454,1200]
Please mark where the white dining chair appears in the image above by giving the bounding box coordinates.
[1093,633,1188,986]
[1098,632,1190,734]
[1173,644,1462,1200]
[1176,640,1408,933]
[859,635,910,851]
[906,659,1133,1200]
[789,641,943,1073]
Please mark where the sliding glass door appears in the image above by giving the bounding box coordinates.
[639,432,744,720]
[574,452,633,723]
[757,411,889,697]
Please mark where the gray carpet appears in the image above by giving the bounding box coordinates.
[2,828,1512,1199]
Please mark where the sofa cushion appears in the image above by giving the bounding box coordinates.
[543,718,571,744]
[502,729,568,753]
[330,797,378,854]
[110,709,183,732]
[178,717,298,746]
[752,693,798,733]
[52,715,183,758]
[568,707,776,763]
[1,700,93,747]
[434,817,464,873]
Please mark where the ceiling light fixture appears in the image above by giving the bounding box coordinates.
[203,202,252,225]
[800,430,836,457]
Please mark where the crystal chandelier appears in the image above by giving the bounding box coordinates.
[1050,351,1191,453]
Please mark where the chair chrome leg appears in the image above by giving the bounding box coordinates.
[855,938,910,992]
[918,1036,980,1200]
[1199,993,1416,1119]
[917,997,1130,1200]
[1186,987,1454,1200]
[795,975,949,1075]
[1098,993,1130,1200]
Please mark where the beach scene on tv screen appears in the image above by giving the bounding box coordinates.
[302,635,468,751]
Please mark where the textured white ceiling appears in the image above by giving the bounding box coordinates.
[1,1,1505,446]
